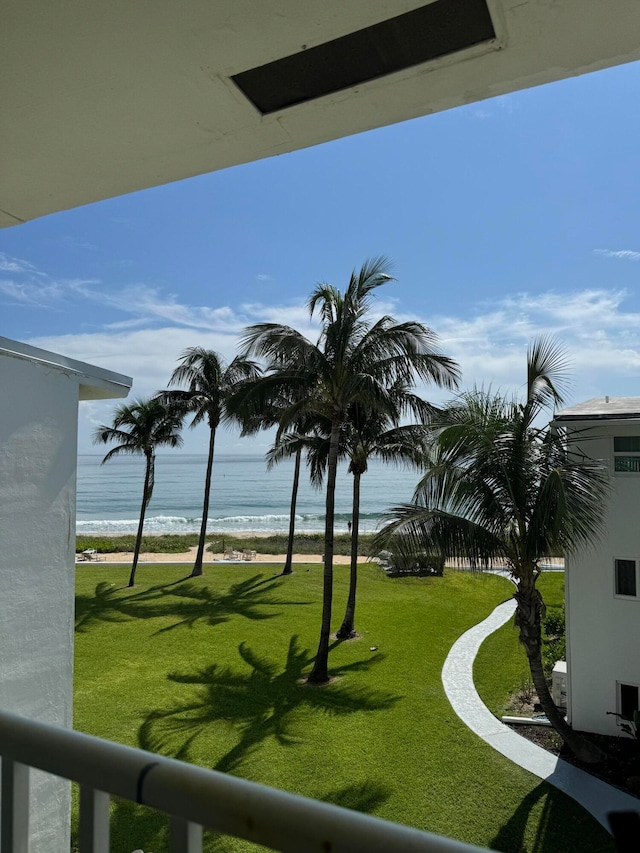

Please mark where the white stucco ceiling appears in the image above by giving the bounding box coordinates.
[3,0,640,227]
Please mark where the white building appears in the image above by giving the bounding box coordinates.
[0,337,131,851]
[555,398,640,737]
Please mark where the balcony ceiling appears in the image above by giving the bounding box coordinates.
[4,0,640,227]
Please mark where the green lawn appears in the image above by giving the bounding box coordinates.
[73,564,612,853]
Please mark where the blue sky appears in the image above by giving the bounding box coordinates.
[2,60,640,454]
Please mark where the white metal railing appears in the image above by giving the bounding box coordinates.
[0,709,489,853]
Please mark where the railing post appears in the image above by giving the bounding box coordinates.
[169,815,203,853]
[1,759,30,853]
[79,786,110,853]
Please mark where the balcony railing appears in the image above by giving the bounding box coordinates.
[0,709,488,853]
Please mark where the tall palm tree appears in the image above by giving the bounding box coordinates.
[240,257,460,683]
[336,400,431,640]
[159,348,261,577]
[94,398,183,587]
[265,433,306,576]
[239,396,321,577]
[378,337,609,761]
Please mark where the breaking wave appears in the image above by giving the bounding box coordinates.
[76,511,383,536]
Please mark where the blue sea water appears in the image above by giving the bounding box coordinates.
[76,454,422,536]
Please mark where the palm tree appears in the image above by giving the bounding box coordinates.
[266,433,306,576]
[239,396,320,577]
[94,398,183,587]
[378,337,609,762]
[159,348,261,577]
[240,257,460,683]
[337,400,431,640]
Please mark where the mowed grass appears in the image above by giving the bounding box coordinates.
[73,564,613,853]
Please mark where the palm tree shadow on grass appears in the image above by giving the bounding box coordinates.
[74,581,131,633]
[139,636,400,775]
[321,780,392,814]
[75,575,310,634]
[491,781,607,853]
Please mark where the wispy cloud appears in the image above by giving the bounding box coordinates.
[428,288,640,401]
[594,249,640,262]
[256,274,275,282]
[25,283,640,453]
[0,252,44,275]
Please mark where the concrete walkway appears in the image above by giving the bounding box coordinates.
[442,598,640,832]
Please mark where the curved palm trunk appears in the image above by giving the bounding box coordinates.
[515,572,604,763]
[308,419,341,684]
[129,452,154,587]
[282,448,301,575]
[192,426,216,577]
[337,471,361,639]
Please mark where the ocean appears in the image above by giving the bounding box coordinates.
[76,454,423,536]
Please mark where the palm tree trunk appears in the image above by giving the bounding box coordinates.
[129,453,154,587]
[515,573,605,763]
[308,419,341,684]
[282,448,301,575]
[337,471,361,639]
[192,426,216,577]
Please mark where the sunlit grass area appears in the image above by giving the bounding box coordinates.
[73,564,612,853]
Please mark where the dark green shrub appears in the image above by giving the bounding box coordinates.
[542,604,565,678]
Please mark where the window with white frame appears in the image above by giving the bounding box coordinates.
[618,682,640,721]
[614,558,638,598]
[613,436,640,472]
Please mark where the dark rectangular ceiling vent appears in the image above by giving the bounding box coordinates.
[232,0,495,115]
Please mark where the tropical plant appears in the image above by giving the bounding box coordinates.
[158,348,261,577]
[378,337,609,761]
[240,257,460,683]
[94,398,183,587]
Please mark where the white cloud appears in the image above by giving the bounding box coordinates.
[7,244,639,455]
[0,252,43,274]
[428,288,640,403]
[594,249,640,262]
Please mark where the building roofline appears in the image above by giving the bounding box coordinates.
[0,336,132,401]
[554,397,640,423]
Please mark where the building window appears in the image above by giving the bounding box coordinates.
[619,683,640,721]
[615,559,638,598]
[614,436,640,472]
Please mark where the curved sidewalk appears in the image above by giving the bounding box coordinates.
[442,598,640,832]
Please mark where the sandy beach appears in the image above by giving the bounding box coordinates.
[96,546,354,565]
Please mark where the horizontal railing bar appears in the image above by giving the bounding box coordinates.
[0,710,487,853]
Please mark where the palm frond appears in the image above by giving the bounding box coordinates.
[526,335,571,414]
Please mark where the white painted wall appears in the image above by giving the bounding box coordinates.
[0,341,130,851]
[565,422,640,737]
[0,356,78,851]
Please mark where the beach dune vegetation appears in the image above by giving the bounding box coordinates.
[238,257,460,683]
[94,398,183,587]
[378,336,609,762]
